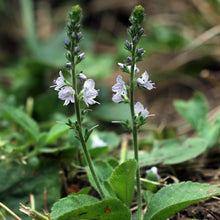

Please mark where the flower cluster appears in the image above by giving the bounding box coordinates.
[51,5,99,107]
[51,72,99,106]
[112,5,155,128]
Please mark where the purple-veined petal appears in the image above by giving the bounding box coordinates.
[58,86,75,106]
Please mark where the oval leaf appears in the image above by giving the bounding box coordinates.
[109,159,137,207]
[138,138,208,167]
[51,194,131,220]
[174,93,208,130]
[144,182,220,220]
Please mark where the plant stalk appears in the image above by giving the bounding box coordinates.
[71,56,105,199]
[130,45,142,220]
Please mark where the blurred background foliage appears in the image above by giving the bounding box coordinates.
[0,0,219,124]
[0,0,220,219]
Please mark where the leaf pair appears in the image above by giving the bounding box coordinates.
[51,159,137,220]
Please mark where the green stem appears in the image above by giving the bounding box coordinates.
[71,56,105,199]
[77,129,106,199]
[130,45,142,220]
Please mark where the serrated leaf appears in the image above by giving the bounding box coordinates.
[51,195,131,220]
[144,182,220,220]
[46,123,69,144]
[109,159,137,207]
[174,93,208,130]
[138,138,208,167]
[4,106,39,142]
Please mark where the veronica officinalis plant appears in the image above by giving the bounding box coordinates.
[112,5,155,219]
[51,5,105,199]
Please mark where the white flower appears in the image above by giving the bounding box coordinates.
[58,86,75,106]
[51,71,65,91]
[112,75,128,103]
[83,79,99,106]
[146,166,160,180]
[137,71,155,90]
[134,102,149,117]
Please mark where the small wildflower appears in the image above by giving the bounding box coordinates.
[83,79,99,106]
[112,75,128,103]
[79,73,87,80]
[72,32,75,37]
[50,71,65,91]
[134,102,149,117]
[58,86,75,106]
[146,166,160,181]
[137,71,155,90]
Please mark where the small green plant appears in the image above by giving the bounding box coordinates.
[0,4,219,220]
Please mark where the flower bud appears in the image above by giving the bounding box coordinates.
[65,38,70,45]
[126,56,132,62]
[79,52,85,60]
[66,62,72,67]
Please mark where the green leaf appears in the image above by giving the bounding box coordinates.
[143,190,154,206]
[174,93,208,130]
[197,120,220,148]
[144,182,220,220]
[46,123,69,144]
[4,106,39,142]
[51,195,131,220]
[106,157,119,168]
[0,159,60,220]
[86,160,113,193]
[72,187,91,196]
[153,138,208,165]
[103,181,117,198]
[109,159,137,207]
[138,138,208,167]
[89,146,109,158]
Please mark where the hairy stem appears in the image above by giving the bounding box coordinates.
[71,55,105,199]
[130,45,142,220]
